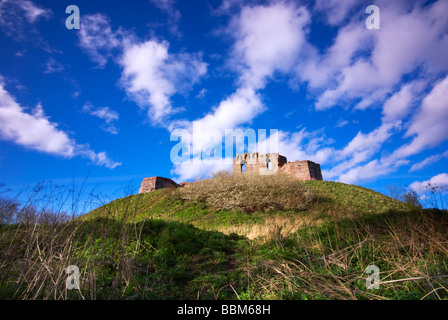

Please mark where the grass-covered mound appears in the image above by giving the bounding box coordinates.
[83,177,412,239]
[179,173,316,213]
[1,177,447,300]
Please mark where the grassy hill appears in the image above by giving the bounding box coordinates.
[1,175,447,300]
[82,178,413,238]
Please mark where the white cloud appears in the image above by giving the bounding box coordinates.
[149,0,176,12]
[0,84,74,157]
[410,173,448,194]
[73,1,448,184]
[119,40,207,125]
[393,75,448,159]
[340,122,397,159]
[250,129,335,169]
[76,147,122,170]
[314,0,360,26]
[213,0,245,15]
[410,151,448,172]
[78,13,131,67]
[337,158,409,184]
[0,79,120,169]
[170,156,233,183]
[148,0,181,36]
[229,2,310,89]
[17,0,51,22]
[381,80,425,123]
[300,0,448,111]
[170,1,311,174]
[168,87,265,166]
[0,0,50,23]
[196,88,207,99]
[322,123,398,180]
[0,0,51,40]
[78,13,207,125]
[327,73,448,184]
[43,58,65,74]
[278,0,448,184]
[297,22,368,90]
[335,120,349,128]
[82,102,119,135]
[195,87,264,133]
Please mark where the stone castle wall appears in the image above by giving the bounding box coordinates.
[139,153,323,194]
[233,153,287,176]
[279,160,323,180]
[139,177,178,194]
[233,152,323,180]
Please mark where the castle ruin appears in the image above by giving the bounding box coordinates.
[139,176,179,194]
[138,153,323,194]
[233,152,323,180]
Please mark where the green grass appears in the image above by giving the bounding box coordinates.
[81,180,412,239]
[1,179,447,300]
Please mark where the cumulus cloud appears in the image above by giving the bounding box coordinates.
[170,156,233,182]
[327,74,447,184]
[321,74,441,184]
[170,1,448,183]
[169,2,313,180]
[393,75,448,159]
[82,102,119,135]
[189,4,309,141]
[228,2,310,89]
[75,1,448,183]
[298,0,448,111]
[286,0,448,184]
[328,71,447,183]
[78,13,133,67]
[195,87,263,134]
[78,13,207,125]
[120,40,207,124]
[0,79,120,169]
[410,173,448,194]
[381,80,425,123]
[337,158,409,184]
[0,85,74,157]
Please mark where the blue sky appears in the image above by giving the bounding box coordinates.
[0,0,448,210]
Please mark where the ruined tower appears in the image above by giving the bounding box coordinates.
[232,152,323,180]
[139,176,179,194]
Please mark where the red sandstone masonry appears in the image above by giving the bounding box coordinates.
[233,152,323,180]
[279,160,323,180]
[139,177,179,194]
[139,153,323,194]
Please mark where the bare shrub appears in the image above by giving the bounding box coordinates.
[211,170,232,179]
[386,185,423,208]
[0,197,20,225]
[178,173,316,213]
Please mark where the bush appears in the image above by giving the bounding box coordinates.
[178,173,316,213]
[0,197,20,224]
